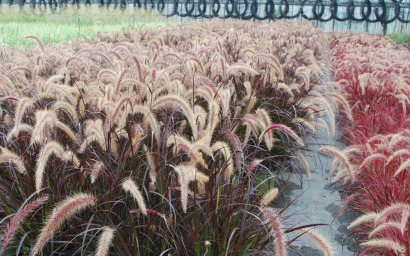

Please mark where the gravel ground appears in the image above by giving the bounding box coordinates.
[272,118,360,256]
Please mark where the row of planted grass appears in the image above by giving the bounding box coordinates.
[0,5,171,48]
[0,21,338,255]
[322,34,410,255]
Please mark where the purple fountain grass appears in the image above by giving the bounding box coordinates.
[375,203,410,225]
[0,146,26,174]
[0,20,333,255]
[260,124,305,147]
[211,141,234,180]
[31,193,96,255]
[152,94,198,139]
[319,146,355,182]
[295,151,311,180]
[347,212,378,230]
[260,188,279,207]
[385,149,410,166]
[256,108,275,150]
[360,239,405,255]
[301,228,334,256]
[247,159,263,176]
[0,196,48,255]
[171,164,209,212]
[35,141,80,191]
[90,161,105,184]
[358,153,386,170]
[95,227,115,256]
[122,178,148,216]
[260,207,287,256]
[219,129,244,169]
[394,158,410,176]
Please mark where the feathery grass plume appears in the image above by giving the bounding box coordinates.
[115,69,131,95]
[35,141,80,191]
[260,207,287,256]
[260,124,304,146]
[143,144,157,186]
[206,101,221,139]
[293,118,316,134]
[319,146,355,182]
[394,158,410,176]
[167,134,193,154]
[122,178,147,216]
[172,165,209,212]
[194,105,207,130]
[243,114,265,136]
[226,63,259,76]
[256,108,275,150]
[90,161,105,184]
[368,222,405,238]
[128,125,143,155]
[42,85,78,105]
[276,83,295,98]
[357,73,369,95]
[304,94,335,136]
[79,119,106,153]
[51,100,78,124]
[0,196,48,255]
[333,168,353,184]
[254,53,284,81]
[12,96,34,131]
[358,153,386,170]
[26,35,45,51]
[385,149,410,166]
[192,136,213,156]
[0,96,19,103]
[167,134,208,168]
[367,134,388,145]
[3,113,11,126]
[55,121,79,143]
[388,133,410,150]
[326,93,353,121]
[247,159,263,175]
[30,110,57,144]
[360,239,405,255]
[301,228,334,256]
[245,96,257,115]
[347,212,378,230]
[152,95,198,139]
[295,151,311,180]
[0,146,26,174]
[220,129,243,169]
[6,123,33,142]
[95,227,115,256]
[32,108,77,144]
[31,193,96,255]
[110,97,133,126]
[220,89,231,118]
[375,203,410,225]
[260,188,279,207]
[211,141,234,180]
[329,159,341,177]
[178,120,187,134]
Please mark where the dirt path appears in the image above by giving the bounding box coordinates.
[274,120,360,255]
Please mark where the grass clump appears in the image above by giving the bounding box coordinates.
[0,21,335,255]
[388,33,410,44]
[328,32,410,255]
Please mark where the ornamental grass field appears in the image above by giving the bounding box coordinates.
[0,19,409,256]
[324,33,410,255]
